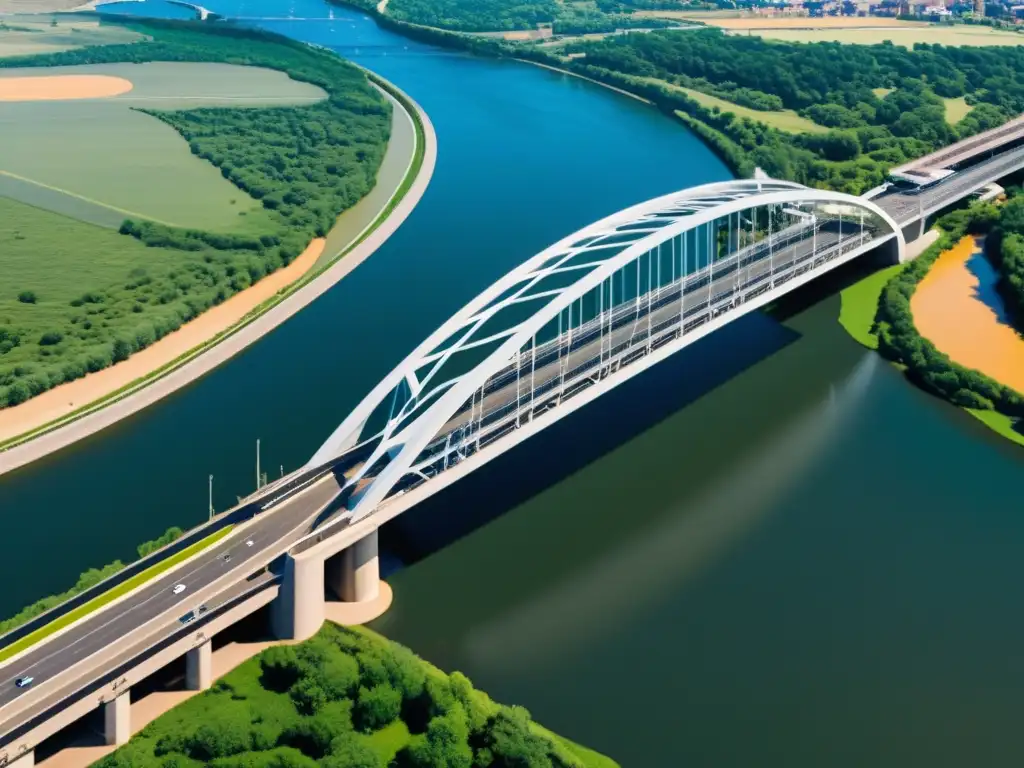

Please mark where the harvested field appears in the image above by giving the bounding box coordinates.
[0,73,131,100]
[727,24,1024,47]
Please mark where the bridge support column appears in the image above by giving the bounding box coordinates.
[8,750,34,767]
[103,691,130,746]
[271,553,324,641]
[326,530,380,603]
[185,639,213,691]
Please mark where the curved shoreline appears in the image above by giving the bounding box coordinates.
[0,71,437,477]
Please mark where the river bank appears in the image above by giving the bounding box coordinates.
[0,72,436,477]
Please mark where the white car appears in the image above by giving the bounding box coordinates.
[172,584,186,595]
[246,540,254,547]
[15,676,33,688]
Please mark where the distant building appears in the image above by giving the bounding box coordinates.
[975,0,985,14]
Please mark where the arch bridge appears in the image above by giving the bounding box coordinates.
[309,178,905,523]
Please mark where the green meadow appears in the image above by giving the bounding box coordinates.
[0,62,327,231]
[0,20,391,411]
[0,15,143,59]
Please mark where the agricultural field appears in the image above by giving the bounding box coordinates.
[0,20,392,411]
[0,15,142,58]
[725,23,1024,47]
[0,61,326,231]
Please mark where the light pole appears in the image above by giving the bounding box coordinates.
[208,475,214,520]
[256,438,261,490]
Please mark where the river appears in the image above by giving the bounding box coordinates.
[6,3,1024,766]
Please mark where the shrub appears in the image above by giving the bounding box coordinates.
[17,290,36,304]
[354,683,402,732]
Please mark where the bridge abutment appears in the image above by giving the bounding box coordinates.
[185,639,213,691]
[102,691,130,746]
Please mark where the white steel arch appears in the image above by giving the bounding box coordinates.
[310,178,904,520]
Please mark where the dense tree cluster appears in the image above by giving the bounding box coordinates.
[874,201,1024,416]
[350,0,673,34]
[550,28,1024,193]
[0,21,390,409]
[0,525,185,634]
[96,624,597,768]
[983,194,1024,318]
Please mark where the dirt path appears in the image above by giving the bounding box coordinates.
[0,74,133,101]
[912,236,1024,394]
[0,239,324,443]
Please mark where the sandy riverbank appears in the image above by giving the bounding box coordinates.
[912,235,1024,394]
[0,74,132,100]
[0,239,324,443]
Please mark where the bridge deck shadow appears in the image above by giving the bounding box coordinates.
[378,252,883,569]
[379,312,798,567]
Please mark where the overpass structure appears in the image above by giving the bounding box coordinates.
[2,124,1024,764]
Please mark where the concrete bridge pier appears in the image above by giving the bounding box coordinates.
[271,553,325,642]
[185,640,213,691]
[102,692,130,746]
[326,530,380,603]
[272,528,386,640]
[7,750,34,767]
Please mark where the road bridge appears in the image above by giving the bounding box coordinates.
[3,124,1024,763]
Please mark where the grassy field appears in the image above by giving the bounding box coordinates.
[838,262,905,349]
[0,62,325,231]
[0,16,143,59]
[653,79,827,133]
[967,408,1024,447]
[943,95,974,124]
[725,24,1024,47]
[0,525,234,664]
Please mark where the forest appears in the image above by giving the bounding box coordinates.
[97,623,612,768]
[556,28,1024,193]
[362,0,673,34]
[0,21,391,410]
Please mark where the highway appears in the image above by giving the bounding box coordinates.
[0,470,345,745]
[874,142,1024,223]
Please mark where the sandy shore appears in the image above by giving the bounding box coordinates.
[0,239,325,443]
[0,74,133,101]
[912,236,1024,394]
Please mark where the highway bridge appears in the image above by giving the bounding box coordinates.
[2,124,1023,765]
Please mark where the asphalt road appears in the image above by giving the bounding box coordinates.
[0,471,344,738]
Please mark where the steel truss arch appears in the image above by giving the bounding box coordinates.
[310,179,904,520]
